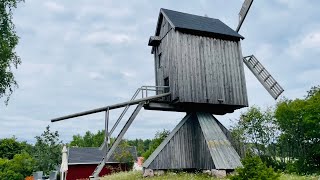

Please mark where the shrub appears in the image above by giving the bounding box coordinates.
[230,156,280,180]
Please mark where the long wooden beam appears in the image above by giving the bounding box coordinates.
[51,93,171,122]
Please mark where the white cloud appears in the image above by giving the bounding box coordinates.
[43,1,65,12]
[1,0,320,144]
[75,2,132,20]
[83,31,134,45]
[286,30,320,58]
[254,43,275,61]
[297,68,320,85]
[89,72,104,80]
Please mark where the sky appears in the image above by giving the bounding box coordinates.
[0,0,319,144]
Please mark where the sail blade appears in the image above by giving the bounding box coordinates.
[236,0,254,32]
[243,55,284,100]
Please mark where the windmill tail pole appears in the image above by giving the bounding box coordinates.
[51,92,171,122]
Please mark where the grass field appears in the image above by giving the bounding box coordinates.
[101,171,320,180]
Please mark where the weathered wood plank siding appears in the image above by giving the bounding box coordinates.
[154,26,248,106]
[146,113,215,170]
[197,113,242,169]
[144,112,242,170]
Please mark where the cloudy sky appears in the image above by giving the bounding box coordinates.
[1,0,319,144]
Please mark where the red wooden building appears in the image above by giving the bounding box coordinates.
[66,147,137,180]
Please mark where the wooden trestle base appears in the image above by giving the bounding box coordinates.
[142,112,242,177]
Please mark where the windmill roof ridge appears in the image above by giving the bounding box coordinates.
[159,8,244,40]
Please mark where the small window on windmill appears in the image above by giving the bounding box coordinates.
[158,53,162,68]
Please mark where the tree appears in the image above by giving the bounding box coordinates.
[127,138,146,156]
[230,106,284,170]
[142,129,170,159]
[0,0,24,105]
[231,107,279,156]
[230,155,280,180]
[0,137,33,160]
[70,130,104,147]
[33,125,62,174]
[275,86,320,173]
[0,152,35,180]
[114,140,134,171]
[0,137,23,159]
[70,130,151,157]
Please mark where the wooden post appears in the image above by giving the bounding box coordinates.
[105,108,109,155]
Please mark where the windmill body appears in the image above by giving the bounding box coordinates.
[51,2,284,178]
[142,8,283,174]
[146,8,248,115]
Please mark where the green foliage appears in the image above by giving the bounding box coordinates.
[0,137,24,159]
[101,171,318,180]
[231,106,280,169]
[142,129,170,159]
[0,170,23,180]
[238,106,278,155]
[101,171,217,180]
[33,125,62,174]
[127,138,149,156]
[69,129,164,159]
[0,152,35,179]
[70,130,104,147]
[0,0,24,105]
[114,140,134,171]
[231,156,280,180]
[230,86,320,174]
[275,86,320,173]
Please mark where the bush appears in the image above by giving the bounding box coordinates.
[260,155,286,171]
[0,152,35,179]
[230,156,280,180]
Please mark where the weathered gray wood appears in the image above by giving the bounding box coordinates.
[236,0,254,32]
[51,92,171,122]
[151,14,249,115]
[92,103,143,177]
[143,113,216,169]
[243,55,284,99]
[143,112,242,170]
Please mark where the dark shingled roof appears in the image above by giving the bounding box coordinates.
[68,146,137,165]
[158,8,244,39]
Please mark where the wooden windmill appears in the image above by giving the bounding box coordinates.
[51,0,284,178]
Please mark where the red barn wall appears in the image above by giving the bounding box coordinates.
[67,163,128,180]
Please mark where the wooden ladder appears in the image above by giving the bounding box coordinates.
[243,55,284,99]
[90,103,144,178]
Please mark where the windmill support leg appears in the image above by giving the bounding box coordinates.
[90,103,144,178]
[143,112,242,177]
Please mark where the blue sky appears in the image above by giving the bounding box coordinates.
[1,0,319,144]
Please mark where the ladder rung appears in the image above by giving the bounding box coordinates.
[264,75,271,82]
[270,82,277,89]
[258,68,265,75]
[243,55,284,100]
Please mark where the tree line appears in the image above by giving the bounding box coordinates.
[231,86,320,174]
[0,126,61,179]
[70,129,170,159]
[0,126,169,179]
[0,86,318,179]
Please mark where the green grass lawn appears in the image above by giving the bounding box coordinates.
[101,171,320,180]
[279,173,319,180]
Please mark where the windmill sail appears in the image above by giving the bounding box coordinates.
[243,55,284,99]
[236,0,254,32]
